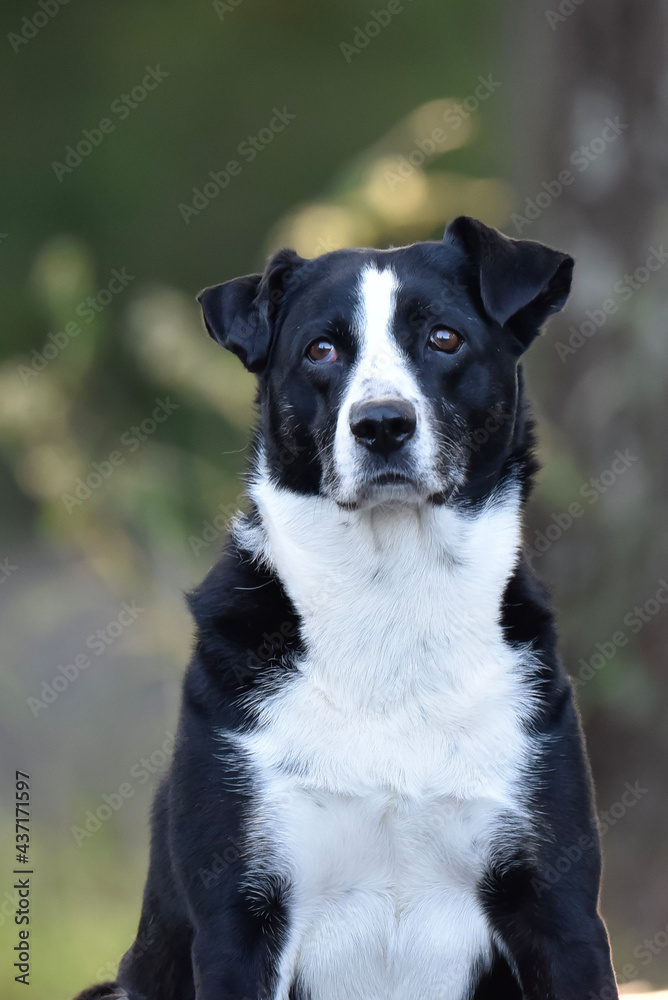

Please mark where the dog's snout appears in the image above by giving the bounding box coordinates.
[349,398,417,457]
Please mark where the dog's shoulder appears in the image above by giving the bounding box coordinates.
[501,555,575,729]
[183,520,302,715]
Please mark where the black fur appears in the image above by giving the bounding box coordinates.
[72,985,128,1000]
[74,218,617,1000]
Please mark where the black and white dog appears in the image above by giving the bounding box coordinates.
[75,217,618,1000]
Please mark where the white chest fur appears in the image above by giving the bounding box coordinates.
[230,482,539,1000]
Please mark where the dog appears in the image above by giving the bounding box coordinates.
[74,216,618,1000]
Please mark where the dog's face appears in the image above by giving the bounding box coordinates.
[199,217,573,509]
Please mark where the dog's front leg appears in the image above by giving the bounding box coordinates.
[190,924,278,1000]
[169,701,290,1000]
[174,834,288,1000]
[486,881,618,1000]
[481,732,618,997]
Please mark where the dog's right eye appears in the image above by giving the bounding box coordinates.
[306,339,338,363]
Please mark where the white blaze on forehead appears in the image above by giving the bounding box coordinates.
[350,264,419,396]
[354,265,399,363]
[347,263,415,403]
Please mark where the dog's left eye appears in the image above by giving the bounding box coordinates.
[427,327,463,354]
[306,339,338,363]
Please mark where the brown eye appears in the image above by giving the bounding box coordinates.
[427,327,463,354]
[306,339,338,363]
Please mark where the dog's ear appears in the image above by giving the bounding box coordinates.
[443,216,573,349]
[197,247,304,373]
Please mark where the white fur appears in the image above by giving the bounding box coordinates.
[230,481,541,1000]
[332,265,442,505]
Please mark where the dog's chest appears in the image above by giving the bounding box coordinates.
[241,662,531,999]
[233,494,535,999]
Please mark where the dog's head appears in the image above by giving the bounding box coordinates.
[198,217,573,509]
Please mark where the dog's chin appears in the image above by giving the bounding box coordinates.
[331,473,443,511]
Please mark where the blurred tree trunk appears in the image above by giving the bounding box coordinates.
[506,0,668,981]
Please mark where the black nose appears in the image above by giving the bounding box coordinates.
[349,398,417,457]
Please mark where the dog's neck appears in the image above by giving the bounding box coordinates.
[237,474,524,710]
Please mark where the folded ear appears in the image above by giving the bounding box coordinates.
[197,247,304,373]
[444,216,574,348]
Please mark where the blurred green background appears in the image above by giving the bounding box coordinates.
[1,0,667,996]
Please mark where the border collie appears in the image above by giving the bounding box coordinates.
[75,217,618,1000]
